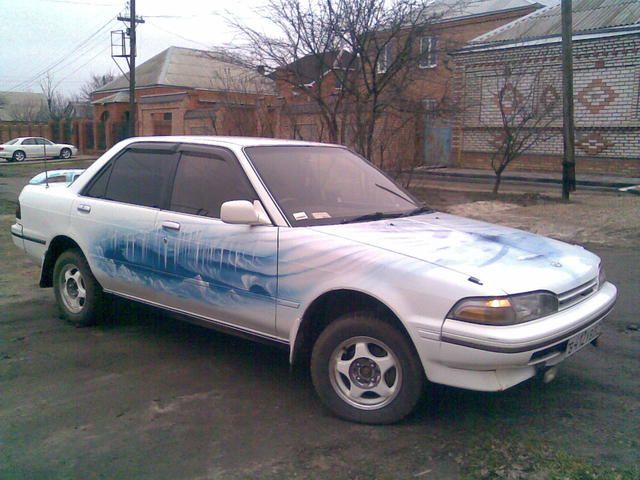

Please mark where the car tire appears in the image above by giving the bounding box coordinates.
[311,312,424,424]
[12,150,26,162]
[60,148,72,159]
[53,248,104,326]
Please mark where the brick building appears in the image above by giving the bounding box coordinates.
[92,46,278,150]
[275,0,542,168]
[452,0,640,176]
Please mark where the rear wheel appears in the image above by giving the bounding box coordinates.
[53,249,103,326]
[311,313,424,424]
[12,150,26,162]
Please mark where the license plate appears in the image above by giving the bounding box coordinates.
[566,322,602,357]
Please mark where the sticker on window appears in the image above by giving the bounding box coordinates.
[312,212,331,219]
[293,212,308,221]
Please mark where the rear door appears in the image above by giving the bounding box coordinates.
[154,145,279,337]
[71,142,179,301]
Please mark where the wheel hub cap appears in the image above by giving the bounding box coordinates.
[59,264,86,314]
[330,336,402,410]
[349,358,381,388]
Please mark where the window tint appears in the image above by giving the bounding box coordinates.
[169,151,256,218]
[103,149,177,207]
[23,138,37,145]
[84,162,113,199]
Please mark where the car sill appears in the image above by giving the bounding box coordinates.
[103,288,289,349]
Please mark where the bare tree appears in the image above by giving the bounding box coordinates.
[488,64,560,193]
[40,72,67,120]
[231,0,451,161]
[8,97,49,122]
[208,61,278,137]
[80,72,116,102]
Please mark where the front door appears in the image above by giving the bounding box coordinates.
[154,145,278,337]
[21,138,44,158]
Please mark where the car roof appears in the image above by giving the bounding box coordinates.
[123,136,341,149]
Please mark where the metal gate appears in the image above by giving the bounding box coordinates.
[424,125,452,167]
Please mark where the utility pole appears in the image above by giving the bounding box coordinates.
[117,1,144,137]
[561,0,576,200]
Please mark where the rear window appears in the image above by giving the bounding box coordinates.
[84,146,178,208]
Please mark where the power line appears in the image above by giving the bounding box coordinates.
[146,19,213,50]
[55,45,111,89]
[37,0,119,6]
[8,14,118,92]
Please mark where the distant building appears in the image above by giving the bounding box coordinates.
[91,46,278,150]
[0,91,50,143]
[452,0,640,176]
[0,91,48,122]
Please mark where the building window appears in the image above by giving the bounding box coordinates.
[377,41,395,74]
[419,36,437,68]
[163,112,172,121]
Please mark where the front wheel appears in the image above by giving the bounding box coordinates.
[311,313,424,424]
[60,148,72,159]
[53,249,103,326]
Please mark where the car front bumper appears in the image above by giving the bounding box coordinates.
[420,282,617,391]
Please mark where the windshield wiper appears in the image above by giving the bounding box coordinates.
[375,183,414,204]
[341,211,404,224]
[399,206,434,217]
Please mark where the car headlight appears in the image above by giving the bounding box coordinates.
[448,291,559,325]
[598,264,606,289]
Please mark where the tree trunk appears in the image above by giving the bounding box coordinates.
[493,172,502,194]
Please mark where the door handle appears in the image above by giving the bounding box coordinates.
[162,221,181,231]
[77,204,91,213]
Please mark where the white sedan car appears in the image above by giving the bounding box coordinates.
[0,137,78,162]
[11,136,617,424]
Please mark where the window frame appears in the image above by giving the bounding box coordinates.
[80,142,180,209]
[165,144,262,220]
[418,36,437,69]
[376,40,395,74]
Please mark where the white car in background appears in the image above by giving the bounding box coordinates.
[0,137,78,162]
[29,169,85,186]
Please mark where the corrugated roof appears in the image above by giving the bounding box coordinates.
[471,0,640,44]
[429,0,543,22]
[95,46,277,95]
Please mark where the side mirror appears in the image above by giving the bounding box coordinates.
[221,200,271,226]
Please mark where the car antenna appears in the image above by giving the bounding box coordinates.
[43,138,49,188]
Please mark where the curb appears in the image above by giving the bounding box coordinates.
[411,169,639,189]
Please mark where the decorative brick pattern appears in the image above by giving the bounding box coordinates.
[453,34,640,175]
[576,131,613,155]
[577,79,617,114]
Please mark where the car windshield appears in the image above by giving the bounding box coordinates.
[5,138,19,145]
[245,145,425,226]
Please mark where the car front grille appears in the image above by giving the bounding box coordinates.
[558,277,598,310]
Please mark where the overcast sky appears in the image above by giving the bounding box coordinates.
[0,0,269,96]
[0,0,558,98]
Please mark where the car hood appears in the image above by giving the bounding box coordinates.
[310,212,599,295]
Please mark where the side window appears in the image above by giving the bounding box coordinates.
[103,149,177,208]
[23,138,37,145]
[169,151,257,218]
[84,162,113,199]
